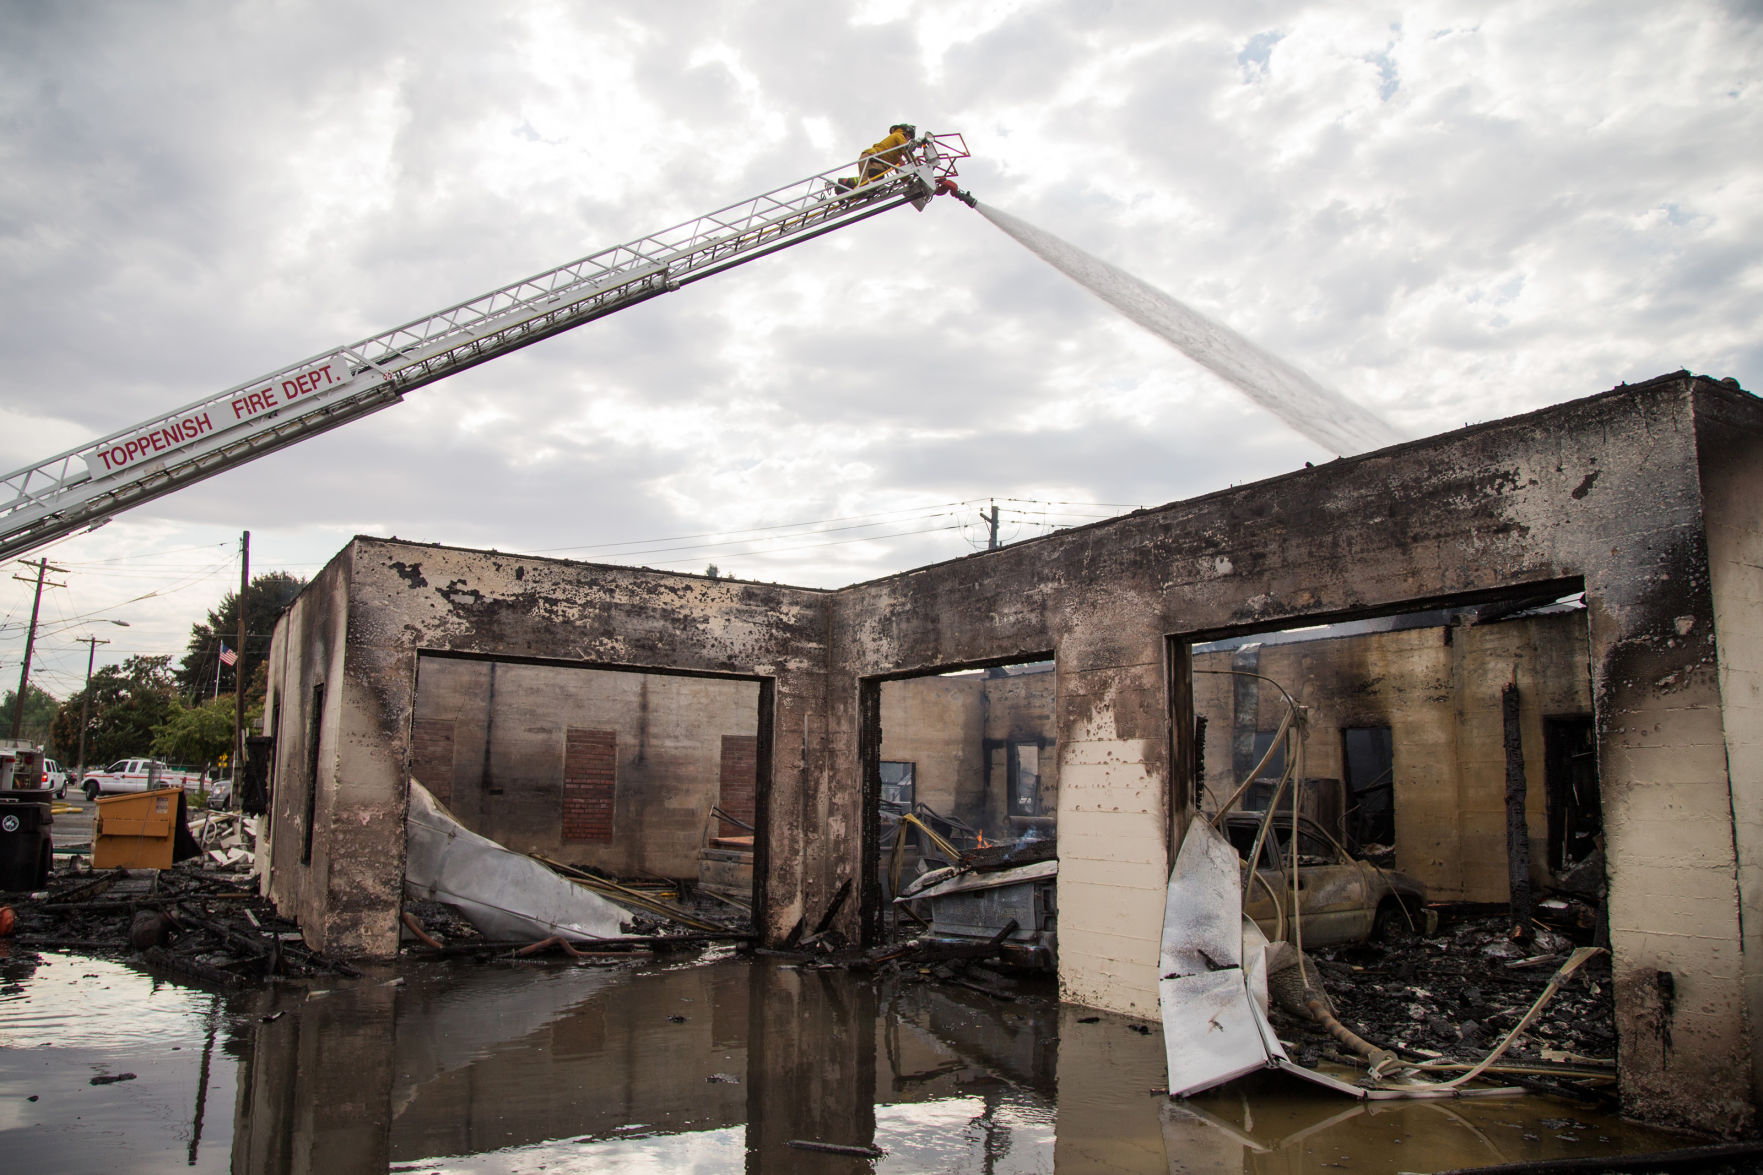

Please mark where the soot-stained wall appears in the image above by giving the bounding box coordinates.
[827,374,1762,1134]
[409,656,761,876]
[264,541,830,962]
[265,374,1762,1135]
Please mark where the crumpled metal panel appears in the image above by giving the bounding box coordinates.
[403,780,627,942]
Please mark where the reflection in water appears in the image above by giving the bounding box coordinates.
[0,953,252,1174]
[0,948,1691,1173]
[1161,1076,1692,1174]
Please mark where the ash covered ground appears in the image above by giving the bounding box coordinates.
[1270,911,1616,1099]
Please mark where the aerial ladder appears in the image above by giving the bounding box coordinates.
[0,133,974,563]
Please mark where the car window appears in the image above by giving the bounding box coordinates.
[109,761,128,772]
[1294,829,1339,865]
[1225,819,1284,870]
[1225,821,1258,856]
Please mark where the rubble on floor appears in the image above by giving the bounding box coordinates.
[3,857,357,987]
[1268,911,1618,1101]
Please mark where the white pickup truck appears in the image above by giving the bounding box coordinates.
[81,758,204,801]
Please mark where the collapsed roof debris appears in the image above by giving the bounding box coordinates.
[3,817,356,987]
[397,780,751,962]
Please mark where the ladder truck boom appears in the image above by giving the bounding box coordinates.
[0,133,972,563]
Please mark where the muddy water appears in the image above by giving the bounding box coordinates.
[0,947,1691,1173]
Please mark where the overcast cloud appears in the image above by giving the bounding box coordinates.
[2,0,1758,699]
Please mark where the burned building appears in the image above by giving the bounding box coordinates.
[260,372,1761,1134]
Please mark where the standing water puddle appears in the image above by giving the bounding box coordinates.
[1,947,1691,1172]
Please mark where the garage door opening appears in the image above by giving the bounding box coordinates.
[410,652,768,912]
[1169,584,1621,1077]
[860,657,1057,964]
[1177,582,1600,923]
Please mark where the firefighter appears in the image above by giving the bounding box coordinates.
[835,123,917,190]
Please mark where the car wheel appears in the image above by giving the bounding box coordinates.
[84,781,100,803]
[1373,899,1416,943]
[56,783,67,800]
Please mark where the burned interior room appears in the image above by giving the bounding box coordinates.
[257,373,1763,1137]
[1187,596,1600,906]
[873,659,1060,966]
[407,655,762,902]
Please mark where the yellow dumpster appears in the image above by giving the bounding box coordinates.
[93,788,201,869]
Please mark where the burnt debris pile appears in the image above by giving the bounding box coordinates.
[1271,912,1617,1101]
[5,859,357,987]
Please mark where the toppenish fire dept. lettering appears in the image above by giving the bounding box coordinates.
[82,355,355,480]
[228,358,348,423]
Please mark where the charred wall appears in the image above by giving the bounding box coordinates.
[261,549,370,956]
[877,668,1058,832]
[263,373,1762,1135]
[1694,384,1763,1109]
[827,375,1761,1134]
[265,539,830,957]
[410,656,759,877]
[878,674,985,822]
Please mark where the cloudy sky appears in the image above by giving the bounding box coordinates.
[2,0,1758,701]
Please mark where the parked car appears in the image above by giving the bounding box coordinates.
[199,776,233,807]
[1222,810,1428,948]
[41,758,69,799]
[81,759,204,801]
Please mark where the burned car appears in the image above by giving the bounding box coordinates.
[1221,811,1427,948]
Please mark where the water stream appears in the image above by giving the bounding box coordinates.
[977,203,1404,457]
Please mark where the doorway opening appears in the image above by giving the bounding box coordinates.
[409,651,769,912]
[860,656,1057,964]
[1177,583,1597,909]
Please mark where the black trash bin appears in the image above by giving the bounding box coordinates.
[0,797,53,891]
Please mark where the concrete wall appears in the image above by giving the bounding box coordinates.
[1192,611,1592,901]
[410,656,759,876]
[262,551,380,956]
[825,375,1760,1133]
[1695,386,1763,1108]
[877,666,1057,834]
[878,674,984,821]
[263,374,1763,1134]
[265,539,829,959]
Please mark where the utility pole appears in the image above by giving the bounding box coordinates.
[74,634,111,784]
[233,530,249,792]
[10,557,66,739]
[980,500,1000,550]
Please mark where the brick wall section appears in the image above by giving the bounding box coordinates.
[563,729,617,842]
[719,734,758,837]
[410,718,456,805]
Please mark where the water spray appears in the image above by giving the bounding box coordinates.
[969,203,1403,457]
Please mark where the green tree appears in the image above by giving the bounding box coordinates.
[151,694,259,771]
[1,683,60,748]
[174,571,306,702]
[51,654,179,774]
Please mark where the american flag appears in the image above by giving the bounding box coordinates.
[219,642,237,667]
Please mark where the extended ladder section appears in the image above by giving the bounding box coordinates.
[0,134,971,562]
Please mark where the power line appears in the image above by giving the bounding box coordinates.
[629,521,965,568]
[534,499,981,556]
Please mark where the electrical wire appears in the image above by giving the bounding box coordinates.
[535,500,979,556]
[623,521,964,568]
